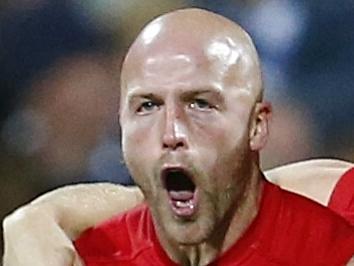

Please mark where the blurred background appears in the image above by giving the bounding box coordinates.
[0,0,353,258]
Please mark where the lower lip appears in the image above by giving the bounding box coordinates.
[168,190,199,218]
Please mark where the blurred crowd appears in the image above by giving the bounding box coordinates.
[1,0,353,257]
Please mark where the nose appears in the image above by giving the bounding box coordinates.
[162,105,188,151]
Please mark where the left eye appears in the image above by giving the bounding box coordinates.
[189,99,213,110]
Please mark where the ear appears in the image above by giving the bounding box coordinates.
[249,102,272,151]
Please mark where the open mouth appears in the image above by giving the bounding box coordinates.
[162,167,198,217]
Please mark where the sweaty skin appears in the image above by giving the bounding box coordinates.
[119,9,270,265]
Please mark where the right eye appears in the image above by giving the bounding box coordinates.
[136,100,160,114]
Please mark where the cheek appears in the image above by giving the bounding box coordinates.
[122,132,153,194]
[121,119,160,183]
[194,116,250,183]
[191,128,242,187]
[195,114,249,156]
[122,117,158,155]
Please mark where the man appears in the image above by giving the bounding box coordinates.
[4,8,354,266]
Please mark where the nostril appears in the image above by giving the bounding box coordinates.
[163,140,185,150]
[176,141,184,149]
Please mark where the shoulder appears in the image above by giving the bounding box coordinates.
[74,203,151,262]
[266,184,354,265]
[328,167,354,225]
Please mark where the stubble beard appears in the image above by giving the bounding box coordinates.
[149,187,222,246]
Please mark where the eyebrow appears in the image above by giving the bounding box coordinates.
[127,92,160,106]
[180,87,224,101]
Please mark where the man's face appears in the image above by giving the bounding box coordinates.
[119,36,258,245]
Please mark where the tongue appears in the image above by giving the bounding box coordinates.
[169,191,194,201]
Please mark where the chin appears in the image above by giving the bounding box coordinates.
[164,215,216,245]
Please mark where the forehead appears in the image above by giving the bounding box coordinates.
[120,12,262,98]
[125,40,257,93]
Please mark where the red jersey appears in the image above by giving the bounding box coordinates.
[75,181,354,266]
[328,167,354,225]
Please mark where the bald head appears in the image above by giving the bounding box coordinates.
[121,8,263,101]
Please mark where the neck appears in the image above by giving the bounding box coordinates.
[156,168,264,266]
